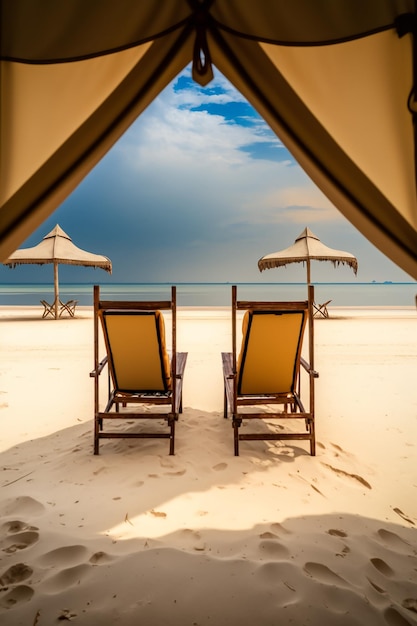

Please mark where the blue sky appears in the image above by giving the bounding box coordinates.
[0,65,414,285]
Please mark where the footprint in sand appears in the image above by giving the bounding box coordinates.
[164,469,187,477]
[0,563,33,586]
[258,539,289,559]
[260,531,278,540]
[327,528,348,538]
[1,530,39,554]
[384,606,415,626]
[92,466,107,476]
[180,528,201,539]
[36,544,88,568]
[256,561,295,585]
[0,584,34,609]
[270,522,291,536]
[159,457,175,469]
[303,562,348,587]
[0,496,45,517]
[212,463,227,471]
[179,529,205,551]
[1,520,38,534]
[370,557,394,577]
[40,563,91,594]
[89,551,114,565]
[367,577,386,593]
[402,598,417,614]
[377,528,411,551]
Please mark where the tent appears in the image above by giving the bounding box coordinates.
[0,1,416,280]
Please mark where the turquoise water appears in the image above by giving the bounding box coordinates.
[0,282,415,307]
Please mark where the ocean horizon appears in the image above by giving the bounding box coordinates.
[0,282,416,307]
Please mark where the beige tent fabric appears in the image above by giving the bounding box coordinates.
[1,1,416,278]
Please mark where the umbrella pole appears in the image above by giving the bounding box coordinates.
[306,259,311,286]
[54,262,59,319]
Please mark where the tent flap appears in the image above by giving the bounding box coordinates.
[1,0,417,279]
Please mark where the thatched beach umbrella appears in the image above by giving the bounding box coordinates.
[258,227,358,285]
[3,224,112,318]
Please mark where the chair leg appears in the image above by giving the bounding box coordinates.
[232,416,240,456]
[223,386,228,418]
[169,415,175,455]
[310,420,316,456]
[94,417,100,455]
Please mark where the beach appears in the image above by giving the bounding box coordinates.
[0,304,416,625]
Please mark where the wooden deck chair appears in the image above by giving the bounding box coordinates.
[90,285,187,455]
[222,285,318,456]
[313,299,332,318]
[59,299,78,317]
[40,299,55,318]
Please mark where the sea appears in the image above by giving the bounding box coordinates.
[0,282,416,308]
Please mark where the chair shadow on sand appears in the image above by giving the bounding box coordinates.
[0,412,416,625]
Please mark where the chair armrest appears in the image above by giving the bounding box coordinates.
[221,352,235,417]
[173,352,187,414]
[221,352,235,378]
[174,352,188,378]
[300,357,319,378]
[89,356,108,377]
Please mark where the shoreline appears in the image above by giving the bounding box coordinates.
[0,303,415,311]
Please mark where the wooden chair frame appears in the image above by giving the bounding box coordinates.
[222,285,318,456]
[313,299,332,318]
[59,299,78,317]
[90,285,187,455]
[40,299,55,318]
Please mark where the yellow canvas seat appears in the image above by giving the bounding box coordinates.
[222,285,318,456]
[90,285,187,455]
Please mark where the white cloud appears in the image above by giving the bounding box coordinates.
[117,69,282,170]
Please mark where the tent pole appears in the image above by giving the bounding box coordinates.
[54,262,59,319]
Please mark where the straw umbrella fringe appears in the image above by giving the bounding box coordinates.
[258,227,358,285]
[3,224,112,318]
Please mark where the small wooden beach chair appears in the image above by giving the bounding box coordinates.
[90,285,187,455]
[41,299,55,318]
[222,285,318,456]
[313,299,332,318]
[59,299,78,317]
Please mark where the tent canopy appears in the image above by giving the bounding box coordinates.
[1,1,417,279]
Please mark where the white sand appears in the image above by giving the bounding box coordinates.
[0,304,416,625]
